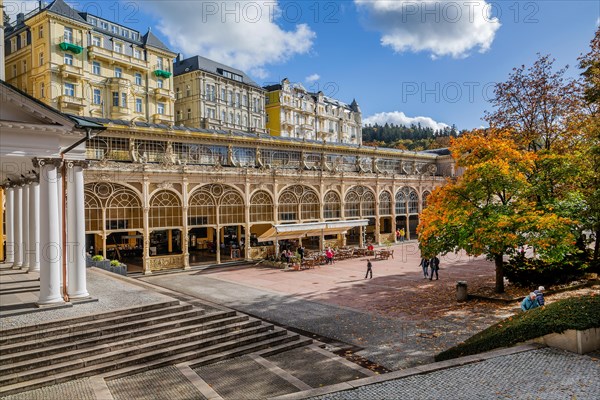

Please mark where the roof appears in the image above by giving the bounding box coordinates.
[174,55,261,88]
[421,148,452,156]
[45,0,89,25]
[66,116,439,159]
[141,30,173,53]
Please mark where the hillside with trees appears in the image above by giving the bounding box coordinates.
[361,123,461,151]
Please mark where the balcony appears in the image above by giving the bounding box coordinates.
[153,65,172,79]
[87,45,149,70]
[154,87,173,100]
[59,63,83,78]
[152,113,174,125]
[108,77,131,89]
[110,106,131,118]
[58,95,85,111]
[57,38,84,54]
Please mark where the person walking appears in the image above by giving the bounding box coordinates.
[399,228,405,242]
[395,229,401,243]
[419,257,429,279]
[365,260,373,279]
[325,247,334,264]
[429,255,440,280]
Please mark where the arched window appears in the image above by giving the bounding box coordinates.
[150,190,182,228]
[106,187,142,230]
[395,189,407,214]
[84,191,102,232]
[323,191,341,219]
[344,186,376,218]
[300,191,320,221]
[250,191,273,223]
[422,191,431,209]
[408,190,419,214]
[379,191,392,215]
[220,191,244,225]
[278,185,319,222]
[188,191,216,226]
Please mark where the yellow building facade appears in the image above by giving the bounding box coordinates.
[265,78,362,145]
[4,0,176,124]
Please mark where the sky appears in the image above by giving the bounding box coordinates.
[5,0,599,130]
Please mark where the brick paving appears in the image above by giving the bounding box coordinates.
[193,355,299,399]
[107,366,206,400]
[310,348,600,400]
[0,378,96,400]
[266,346,369,388]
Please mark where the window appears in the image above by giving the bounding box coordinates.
[157,79,163,89]
[156,57,163,69]
[121,28,129,38]
[39,52,44,66]
[100,21,108,30]
[11,38,17,53]
[121,93,127,108]
[22,60,27,73]
[89,17,97,26]
[135,98,142,113]
[228,90,233,105]
[113,42,122,53]
[114,67,122,78]
[38,26,43,39]
[21,32,27,48]
[40,82,45,98]
[12,65,17,78]
[229,112,233,123]
[93,88,102,104]
[175,88,180,99]
[131,32,139,41]
[111,25,118,34]
[133,49,140,59]
[64,83,75,96]
[64,53,73,65]
[176,110,182,121]
[221,110,226,122]
[92,61,101,75]
[91,36,101,46]
[221,88,226,101]
[243,94,247,107]
[157,103,165,115]
[135,73,142,85]
[186,85,191,97]
[236,114,240,125]
[64,27,73,43]
[235,93,240,107]
[112,91,119,106]
[187,109,191,120]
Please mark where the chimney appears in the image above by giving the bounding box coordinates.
[176,53,183,64]
[16,13,25,24]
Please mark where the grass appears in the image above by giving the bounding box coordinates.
[435,294,600,362]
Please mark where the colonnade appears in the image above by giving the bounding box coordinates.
[3,159,89,304]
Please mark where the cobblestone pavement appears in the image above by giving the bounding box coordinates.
[311,348,600,400]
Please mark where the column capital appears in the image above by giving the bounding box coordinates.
[66,160,90,169]
[32,157,63,169]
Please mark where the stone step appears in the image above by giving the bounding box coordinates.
[0,311,242,365]
[1,305,205,354]
[0,328,289,397]
[254,336,314,358]
[1,315,260,375]
[0,323,277,386]
[0,300,180,337]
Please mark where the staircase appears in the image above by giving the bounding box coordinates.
[0,300,312,396]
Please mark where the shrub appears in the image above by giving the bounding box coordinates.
[436,295,600,361]
[504,255,589,287]
[110,259,121,267]
[91,255,104,261]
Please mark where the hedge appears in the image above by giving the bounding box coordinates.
[435,295,600,361]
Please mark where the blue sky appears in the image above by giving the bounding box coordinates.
[8,1,600,130]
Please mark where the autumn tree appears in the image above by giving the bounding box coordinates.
[418,132,576,293]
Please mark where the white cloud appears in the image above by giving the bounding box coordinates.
[145,1,315,79]
[354,0,501,58]
[305,73,320,83]
[363,111,449,131]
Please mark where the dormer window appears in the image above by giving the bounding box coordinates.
[113,41,122,53]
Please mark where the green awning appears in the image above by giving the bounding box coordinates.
[59,42,83,54]
[154,69,172,78]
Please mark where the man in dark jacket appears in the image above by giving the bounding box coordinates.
[365,260,373,279]
[429,256,440,280]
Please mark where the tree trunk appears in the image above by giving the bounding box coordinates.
[494,254,505,293]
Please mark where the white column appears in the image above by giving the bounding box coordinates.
[28,181,41,272]
[13,185,23,269]
[67,163,89,298]
[22,183,30,269]
[38,159,64,304]
[4,186,14,264]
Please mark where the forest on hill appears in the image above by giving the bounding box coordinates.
[361,123,462,151]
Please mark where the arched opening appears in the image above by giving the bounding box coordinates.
[149,190,183,257]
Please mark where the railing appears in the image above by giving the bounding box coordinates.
[59,64,83,77]
[88,45,148,70]
[59,95,85,107]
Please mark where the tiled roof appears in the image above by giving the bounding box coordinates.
[141,30,173,53]
[173,55,261,88]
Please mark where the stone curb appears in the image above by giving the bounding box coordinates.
[468,279,600,304]
[267,343,542,400]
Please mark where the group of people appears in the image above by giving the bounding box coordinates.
[521,286,546,311]
[419,256,441,280]
[395,228,406,242]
